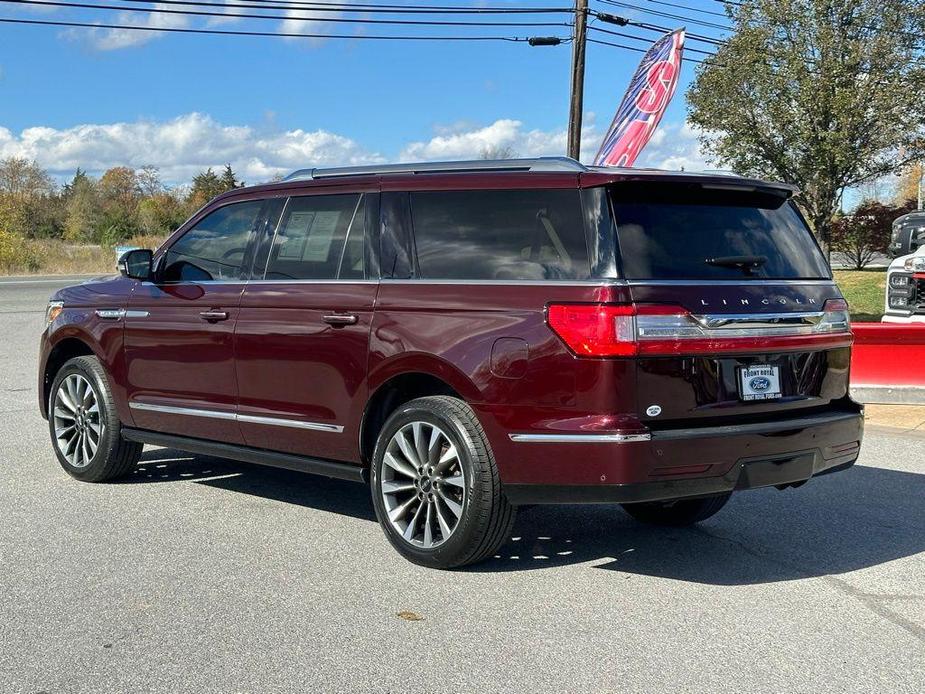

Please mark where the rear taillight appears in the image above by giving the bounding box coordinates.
[546,304,637,356]
[547,300,853,358]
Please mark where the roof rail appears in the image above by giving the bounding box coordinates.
[283,157,587,182]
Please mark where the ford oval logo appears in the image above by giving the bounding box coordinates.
[749,376,771,391]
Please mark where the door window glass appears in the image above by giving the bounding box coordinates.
[264,194,363,280]
[409,190,590,280]
[163,200,263,282]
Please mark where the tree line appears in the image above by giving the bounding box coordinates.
[0,156,247,246]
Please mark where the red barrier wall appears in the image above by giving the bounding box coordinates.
[850,323,925,386]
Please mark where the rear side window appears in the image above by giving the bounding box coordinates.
[409,190,590,280]
[612,184,830,280]
[163,200,264,282]
[264,194,364,280]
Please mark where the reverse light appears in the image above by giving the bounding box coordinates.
[547,300,853,358]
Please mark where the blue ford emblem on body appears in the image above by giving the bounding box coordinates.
[749,376,771,391]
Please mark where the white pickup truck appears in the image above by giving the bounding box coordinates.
[883,246,925,323]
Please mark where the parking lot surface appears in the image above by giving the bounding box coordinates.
[1,277,923,693]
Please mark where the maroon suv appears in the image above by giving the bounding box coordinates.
[39,157,863,568]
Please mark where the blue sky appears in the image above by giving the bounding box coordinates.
[0,1,721,183]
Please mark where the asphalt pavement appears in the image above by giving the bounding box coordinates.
[1,276,923,693]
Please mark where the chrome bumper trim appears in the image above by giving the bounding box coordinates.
[508,432,651,443]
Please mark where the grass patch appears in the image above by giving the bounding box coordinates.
[0,235,167,276]
[833,268,886,322]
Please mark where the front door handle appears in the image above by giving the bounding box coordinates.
[322,313,358,326]
[200,309,229,322]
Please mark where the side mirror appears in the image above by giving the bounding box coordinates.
[118,249,153,281]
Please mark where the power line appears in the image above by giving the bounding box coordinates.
[588,24,717,56]
[592,10,727,46]
[599,0,733,32]
[0,0,572,27]
[109,0,575,14]
[587,36,721,65]
[0,15,570,41]
[637,0,732,20]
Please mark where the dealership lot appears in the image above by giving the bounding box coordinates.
[1,277,923,693]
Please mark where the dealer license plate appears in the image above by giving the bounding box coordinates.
[738,365,781,401]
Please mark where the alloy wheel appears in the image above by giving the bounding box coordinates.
[53,374,104,468]
[380,421,466,548]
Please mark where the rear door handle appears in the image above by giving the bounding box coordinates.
[200,309,229,322]
[322,313,358,326]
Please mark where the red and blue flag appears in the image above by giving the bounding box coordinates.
[593,29,685,168]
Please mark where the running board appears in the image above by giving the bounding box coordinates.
[121,428,368,483]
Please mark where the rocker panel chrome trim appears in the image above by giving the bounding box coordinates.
[129,402,344,432]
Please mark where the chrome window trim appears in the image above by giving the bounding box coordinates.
[380,279,623,287]
[129,402,344,433]
[508,432,651,443]
[626,279,834,286]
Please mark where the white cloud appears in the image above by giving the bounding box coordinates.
[635,122,713,172]
[0,113,713,187]
[400,117,600,163]
[0,113,383,184]
[66,4,190,50]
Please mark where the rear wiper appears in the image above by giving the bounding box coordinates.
[705,255,768,275]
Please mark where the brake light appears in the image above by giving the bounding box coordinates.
[547,301,853,358]
[546,304,636,356]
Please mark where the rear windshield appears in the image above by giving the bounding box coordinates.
[611,183,830,280]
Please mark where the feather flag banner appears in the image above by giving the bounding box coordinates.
[593,29,685,167]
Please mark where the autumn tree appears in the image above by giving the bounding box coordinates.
[687,0,925,255]
[830,199,914,269]
[0,157,55,237]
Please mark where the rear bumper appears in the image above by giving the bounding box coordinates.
[502,409,863,505]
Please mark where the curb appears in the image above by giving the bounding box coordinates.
[851,385,925,405]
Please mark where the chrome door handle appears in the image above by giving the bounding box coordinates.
[322,313,358,326]
[200,310,229,322]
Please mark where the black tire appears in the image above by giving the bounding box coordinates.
[621,492,731,527]
[370,395,516,569]
[48,355,142,482]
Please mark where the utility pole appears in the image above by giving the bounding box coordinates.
[567,0,588,161]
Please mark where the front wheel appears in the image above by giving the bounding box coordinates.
[370,396,515,569]
[48,356,142,482]
[621,493,731,527]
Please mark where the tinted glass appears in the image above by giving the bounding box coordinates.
[409,190,590,280]
[612,184,830,280]
[380,192,413,279]
[264,194,363,280]
[163,200,263,282]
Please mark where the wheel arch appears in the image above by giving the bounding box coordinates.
[360,357,480,465]
[41,336,97,418]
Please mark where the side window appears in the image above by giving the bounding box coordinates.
[379,192,413,279]
[409,190,590,280]
[163,200,264,282]
[264,194,363,280]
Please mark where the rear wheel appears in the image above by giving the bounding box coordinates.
[621,493,731,527]
[48,356,142,482]
[370,396,515,569]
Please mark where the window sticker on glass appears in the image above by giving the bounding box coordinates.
[302,210,342,261]
[277,211,315,260]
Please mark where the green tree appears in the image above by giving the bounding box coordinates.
[63,170,100,242]
[187,168,225,210]
[687,0,925,254]
[219,164,244,191]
